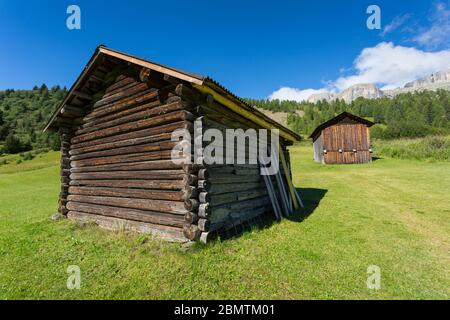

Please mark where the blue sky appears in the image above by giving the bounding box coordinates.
[0,0,449,100]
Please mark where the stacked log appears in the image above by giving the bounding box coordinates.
[193,99,277,242]
[65,73,199,241]
[56,66,294,243]
[59,127,73,216]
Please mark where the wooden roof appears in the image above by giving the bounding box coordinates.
[309,112,374,140]
[44,45,301,142]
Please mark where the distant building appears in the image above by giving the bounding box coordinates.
[310,112,374,164]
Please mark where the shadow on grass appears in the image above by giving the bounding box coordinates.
[285,188,328,223]
[215,187,327,242]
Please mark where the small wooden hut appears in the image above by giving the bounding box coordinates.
[310,112,374,164]
[44,46,301,243]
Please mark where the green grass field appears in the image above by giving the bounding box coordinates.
[0,145,449,299]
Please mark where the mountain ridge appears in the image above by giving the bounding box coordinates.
[307,69,450,103]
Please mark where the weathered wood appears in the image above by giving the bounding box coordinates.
[207,175,262,184]
[71,121,192,150]
[72,110,194,144]
[68,186,186,201]
[198,219,210,232]
[199,192,210,203]
[210,206,268,232]
[70,169,184,181]
[70,149,180,168]
[183,186,198,201]
[61,105,84,117]
[198,203,211,218]
[67,195,187,215]
[204,189,268,207]
[200,232,214,244]
[198,180,210,190]
[174,84,206,104]
[82,99,161,127]
[184,211,199,224]
[84,89,158,121]
[70,140,178,161]
[73,90,93,101]
[70,159,183,173]
[67,211,186,242]
[183,224,201,241]
[184,198,199,211]
[93,82,149,109]
[70,132,173,156]
[49,60,297,243]
[66,201,185,227]
[104,77,136,95]
[208,182,265,194]
[198,168,209,180]
[78,100,185,135]
[69,179,188,190]
[209,196,271,223]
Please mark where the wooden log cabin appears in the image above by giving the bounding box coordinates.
[44,46,301,243]
[310,112,374,164]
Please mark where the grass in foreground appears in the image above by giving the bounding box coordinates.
[0,145,449,299]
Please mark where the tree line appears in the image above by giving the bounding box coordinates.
[0,84,65,154]
[247,89,450,139]
[1,86,449,155]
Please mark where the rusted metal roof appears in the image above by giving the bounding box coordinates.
[44,45,301,141]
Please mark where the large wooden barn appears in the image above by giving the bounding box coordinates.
[44,46,301,243]
[310,112,374,164]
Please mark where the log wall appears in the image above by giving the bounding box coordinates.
[56,66,294,243]
[63,72,200,241]
[194,98,291,242]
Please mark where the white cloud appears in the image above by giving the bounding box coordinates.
[332,42,450,90]
[268,42,450,100]
[412,1,450,49]
[268,87,328,102]
[380,14,411,37]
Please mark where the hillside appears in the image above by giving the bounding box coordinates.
[0,85,64,154]
[0,86,449,157]
[250,90,450,139]
[307,69,450,103]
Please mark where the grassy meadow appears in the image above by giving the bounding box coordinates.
[0,142,449,299]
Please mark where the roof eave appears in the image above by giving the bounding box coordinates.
[44,45,301,142]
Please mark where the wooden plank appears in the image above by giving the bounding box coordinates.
[83,89,158,121]
[78,100,185,135]
[70,150,179,167]
[82,99,160,127]
[68,186,186,201]
[66,201,185,227]
[69,132,173,156]
[69,179,187,190]
[70,169,184,180]
[67,195,187,215]
[67,211,186,242]
[71,110,194,144]
[93,83,149,108]
[69,140,178,161]
[70,121,191,150]
[70,159,183,173]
